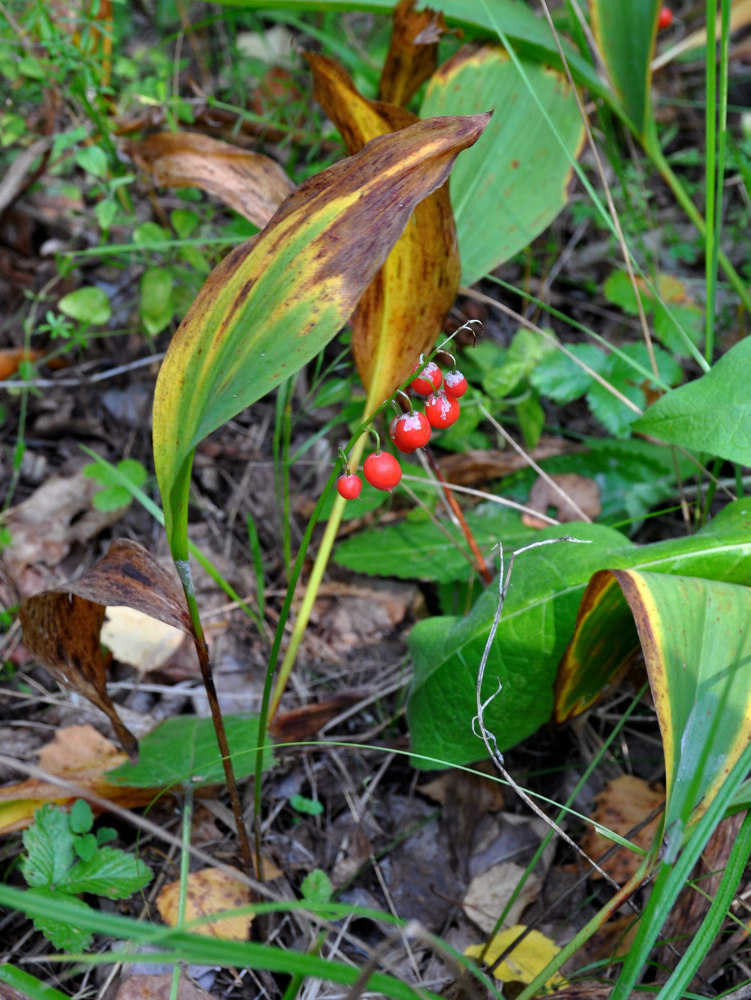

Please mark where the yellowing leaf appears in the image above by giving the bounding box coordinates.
[465,924,564,986]
[378,0,448,106]
[123,131,295,229]
[307,52,460,407]
[153,111,489,551]
[157,867,252,940]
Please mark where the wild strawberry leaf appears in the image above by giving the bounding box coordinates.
[152,112,490,552]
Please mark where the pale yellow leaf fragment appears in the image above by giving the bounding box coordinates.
[157,867,253,941]
[465,924,564,986]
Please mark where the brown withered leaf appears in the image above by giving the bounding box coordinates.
[522,473,602,528]
[0,725,158,834]
[438,439,578,486]
[307,52,460,405]
[116,971,217,1000]
[157,867,252,940]
[580,775,664,883]
[122,131,294,228]
[19,540,193,759]
[379,0,449,107]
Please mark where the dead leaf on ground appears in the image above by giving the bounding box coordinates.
[0,347,43,379]
[580,774,664,883]
[116,971,217,1000]
[271,690,368,743]
[157,867,252,940]
[378,0,449,106]
[101,606,186,674]
[19,539,194,758]
[437,439,577,487]
[465,924,564,987]
[522,473,602,528]
[0,471,124,601]
[0,725,158,834]
[463,862,542,934]
[122,131,294,228]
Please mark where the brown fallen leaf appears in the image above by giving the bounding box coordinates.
[0,471,124,601]
[271,690,368,743]
[0,347,42,380]
[19,539,194,758]
[580,775,664,883]
[0,725,158,834]
[116,971,217,1000]
[157,867,252,940]
[378,0,448,107]
[522,472,602,528]
[122,131,294,228]
[437,439,578,486]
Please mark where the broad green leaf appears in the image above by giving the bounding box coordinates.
[301,868,333,904]
[152,112,489,552]
[556,569,751,836]
[140,266,174,336]
[58,286,111,326]
[633,338,751,464]
[107,714,275,787]
[74,144,108,178]
[530,344,608,403]
[590,0,661,138]
[420,43,585,285]
[407,500,751,767]
[335,501,535,583]
[307,53,460,404]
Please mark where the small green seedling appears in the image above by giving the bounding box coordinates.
[84,457,148,511]
[20,800,151,951]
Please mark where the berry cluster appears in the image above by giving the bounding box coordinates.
[336,355,468,498]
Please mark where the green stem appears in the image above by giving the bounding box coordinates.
[170,782,194,1000]
[515,855,655,1000]
[647,141,751,316]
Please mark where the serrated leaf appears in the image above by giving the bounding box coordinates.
[633,338,751,464]
[106,714,274,788]
[27,889,94,952]
[21,805,74,888]
[421,43,585,285]
[407,501,751,766]
[301,868,332,904]
[58,287,111,326]
[63,846,151,897]
[529,344,607,403]
[152,111,489,553]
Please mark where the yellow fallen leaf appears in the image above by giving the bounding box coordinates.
[157,867,253,941]
[465,924,564,986]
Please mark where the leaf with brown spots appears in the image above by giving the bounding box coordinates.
[307,52,461,408]
[122,131,295,228]
[152,109,490,552]
[378,0,449,107]
[18,540,193,759]
[157,867,253,940]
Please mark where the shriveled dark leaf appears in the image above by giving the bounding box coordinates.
[18,540,194,759]
[378,0,449,107]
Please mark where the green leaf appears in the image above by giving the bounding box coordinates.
[152,112,489,554]
[290,794,324,815]
[407,501,751,767]
[74,144,109,178]
[106,714,275,788]
[69,798,93,835]
[301,868,333,904]
[0,962,71,1000]
[73,833,98,862]
[62,846,151,898]
[21,804,74,888]
[58,287,111,326]
[633,338,751,464]
[586,343,682,438]
[140,267,175,336]
[420,44,585,285]
[334,502,535,583]
[529,344,607,403]
[26,889,94,952]
[590,0,661,138]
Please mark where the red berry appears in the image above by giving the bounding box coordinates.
[337,473,362,500]
[657,5,672,29]
[393,410,431,451]
[363,451,402,492]
[410,360,442,395]
[443,369,468,399]
[390,415,415,453]
[424,392,461,430]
